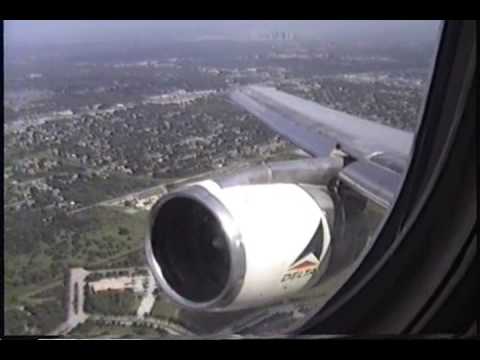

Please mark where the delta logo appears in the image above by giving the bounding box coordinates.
[281,253,320,283]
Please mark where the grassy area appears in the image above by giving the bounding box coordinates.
[150,296,180,320]
[4,298,65,335]
[5,279,64,309]
[29,284,65,300]
[68,207,147,266]
[84,288,142,317]
[4,308,32,335]
[87,248,146,270]
[68,318,168,338]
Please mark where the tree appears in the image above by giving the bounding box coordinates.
[118,227,129,236]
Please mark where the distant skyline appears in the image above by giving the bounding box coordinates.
[5,20,442,47]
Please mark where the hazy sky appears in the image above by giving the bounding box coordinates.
[5,20,442,46]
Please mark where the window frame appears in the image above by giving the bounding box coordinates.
[298,20,477,335]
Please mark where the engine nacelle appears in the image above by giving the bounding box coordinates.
[145,175,336,311]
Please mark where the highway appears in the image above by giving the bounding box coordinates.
[66,158,264,216]
[67,184,168,215]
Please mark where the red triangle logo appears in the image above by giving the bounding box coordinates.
[289,260,318,271]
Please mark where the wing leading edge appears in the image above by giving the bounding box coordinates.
[229,85,416,208]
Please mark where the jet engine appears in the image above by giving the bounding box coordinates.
[145,157,342,311]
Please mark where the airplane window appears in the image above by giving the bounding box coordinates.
[4,20,443,337]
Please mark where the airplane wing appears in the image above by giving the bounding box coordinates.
[229,85,416,208]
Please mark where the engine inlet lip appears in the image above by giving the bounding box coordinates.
[145,184,246,311]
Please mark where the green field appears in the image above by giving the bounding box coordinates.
[84,288,141,317]
[4,297,65,335]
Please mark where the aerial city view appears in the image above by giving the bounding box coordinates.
[4,20,440,336]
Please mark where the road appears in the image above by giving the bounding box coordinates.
[50,267,90,336]
[136,272,156,318]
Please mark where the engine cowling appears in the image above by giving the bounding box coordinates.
[145,177,335,312]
